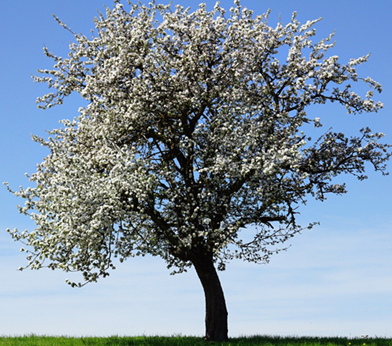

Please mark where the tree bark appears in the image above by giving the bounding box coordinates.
[191,253,228,342]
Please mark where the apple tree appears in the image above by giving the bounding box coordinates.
[5,0,390,341]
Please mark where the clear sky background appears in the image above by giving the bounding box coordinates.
[1,0,391,339]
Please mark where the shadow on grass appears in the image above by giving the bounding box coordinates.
[79,335,392,346]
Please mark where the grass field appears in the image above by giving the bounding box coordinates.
[0,335,391,346]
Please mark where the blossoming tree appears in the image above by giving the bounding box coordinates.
[5,0,390,341]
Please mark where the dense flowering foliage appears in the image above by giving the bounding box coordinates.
[5,1,390,290]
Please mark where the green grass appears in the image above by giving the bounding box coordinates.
[0,335,391,346]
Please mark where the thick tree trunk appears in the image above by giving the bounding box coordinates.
[191,253,228,342]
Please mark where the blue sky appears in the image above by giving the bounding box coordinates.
[1,0,392,338]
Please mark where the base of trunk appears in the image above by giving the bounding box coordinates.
[192,253,228,342]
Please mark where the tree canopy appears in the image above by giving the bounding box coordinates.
[5,0,390,341]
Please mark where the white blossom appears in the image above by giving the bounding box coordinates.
[5,0,390,290]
